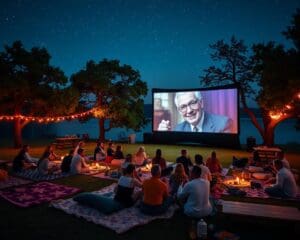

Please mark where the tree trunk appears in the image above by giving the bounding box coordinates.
[14,118,23,148]
[98,118,105,142]
[263,124,275,147]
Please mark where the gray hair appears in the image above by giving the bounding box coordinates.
[174,91,202,107]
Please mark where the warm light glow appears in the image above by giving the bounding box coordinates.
[269,111,282,120]
[285,104,292,109]
[0,107,98,123]
[297,93,300,99]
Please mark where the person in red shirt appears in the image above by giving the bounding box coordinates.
[206,151,222,174]
[140,164,173,215]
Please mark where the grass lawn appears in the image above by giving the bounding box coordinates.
[0,140,300,239]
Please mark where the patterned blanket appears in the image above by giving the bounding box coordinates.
[0,181,81,207]
[222,186,300,200]
[0,176,32,189]
[51,183,179,234]
[13,169,73,181]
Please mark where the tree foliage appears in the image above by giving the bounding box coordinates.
[0,41,79,147]
[200,31,300,146]
[71,59,148,141]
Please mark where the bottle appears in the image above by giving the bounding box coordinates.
[197,219,207,239]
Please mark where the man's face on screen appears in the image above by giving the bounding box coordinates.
[177,92,202,126]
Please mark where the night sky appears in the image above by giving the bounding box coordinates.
[1,0,299,105]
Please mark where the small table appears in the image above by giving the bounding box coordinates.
[252,146,282,162]
[54,137,80,149]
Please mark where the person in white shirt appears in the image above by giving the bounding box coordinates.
[114,163,142,207]
[134,146,149,166]
[70,148,90,174]
[177,165,212,218]
[194,154,212,182]
[265,160,298,198]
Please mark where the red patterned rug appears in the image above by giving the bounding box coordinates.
[0,182,81,207]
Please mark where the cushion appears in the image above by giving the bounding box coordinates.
[73,192,124,214]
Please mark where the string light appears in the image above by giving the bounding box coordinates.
[268,91,300,120]
[0,107,103,123]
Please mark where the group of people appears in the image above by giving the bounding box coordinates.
[113,148,221,218]
[12,142,92,175]
[233,150,298,199]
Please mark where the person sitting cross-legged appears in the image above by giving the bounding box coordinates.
[70,148,90,174]
[264,159,298,198]
[140,164,173,215]
[177,165,212,218]
[194,154,212,182]
[169,163,189,197]
[176,149,193,177]
[114,163,142,207]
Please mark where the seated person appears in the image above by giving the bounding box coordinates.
[152,149,173,176]
[176,149,193,176]
[169,163,189,196]
[48,144,60,161]
[264,160,298,198]
[12,145,38,172]
[206,151,222,174]
[121,154,142,182]
[106,142,115,163]
[37,149,58,175]
[140,164,173,215]
[134,146,150,166]
[177,166,212,218]
[94,141,106,161]
[70,148,90,174]
[114,164,142,207]
[114,145,125,159]
[61,150,74,173]
[194,154,212,181]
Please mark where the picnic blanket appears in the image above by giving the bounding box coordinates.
[51,183,179,234]
[222,187,300,201]
[0,181,81,207]
[0,176,32,189]
[13,169,73,181]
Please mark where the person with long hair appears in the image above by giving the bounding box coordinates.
[134,146,150,166]
[114,163,142,207]
[169,163,189,196]
[37,146,59,175]
[12,145,38,172]
[152,149,173,176]
[206,151,222,174]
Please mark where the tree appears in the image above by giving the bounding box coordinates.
[71,59,148,141]
[0,41,79,147]
[252,42,300,145]
[200,33,300,146]
[200,36,265,139]
[283,8,300,51]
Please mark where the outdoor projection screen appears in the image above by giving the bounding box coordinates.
[152,86,239,134]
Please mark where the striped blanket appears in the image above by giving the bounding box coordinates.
[13,169,73,181]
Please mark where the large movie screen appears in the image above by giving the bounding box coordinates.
[153,87,238,134]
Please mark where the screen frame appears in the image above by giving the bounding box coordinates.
[152,84,240,135]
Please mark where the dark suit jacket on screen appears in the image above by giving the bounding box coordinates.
[174,112,233,133]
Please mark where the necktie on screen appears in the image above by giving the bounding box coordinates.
[193,126,198,132]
